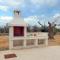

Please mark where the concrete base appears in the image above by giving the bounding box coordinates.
[0,46,60,60]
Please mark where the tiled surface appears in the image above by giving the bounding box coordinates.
[0,46,60,60]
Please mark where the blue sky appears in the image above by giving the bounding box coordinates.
[0,0,60,27]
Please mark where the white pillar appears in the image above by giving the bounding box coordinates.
[45,38,48,47]
[9,40,13,50]
[24,39,26,48]
[24,26,27,37]
[23,26,27,48]
[9,27,13,50]
[35,39,38,46]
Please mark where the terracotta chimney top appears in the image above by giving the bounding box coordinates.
[13,10,21,18]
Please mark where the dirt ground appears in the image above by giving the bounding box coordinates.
[0,35,60,49]
[48,35,60,46]
[0,36,9,49]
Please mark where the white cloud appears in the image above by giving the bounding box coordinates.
[30,0,59,7]
[0,16,13,23]
[53,13,60,24]
[0,16,13,20]
[31,0,45,5]
[48,13,60,28]
[0,0,3,2]
[6,0,24,7]
[0,0,26,12]
[0,0,25,8]
[0,0,59,12]
[7,1,20,6]
[0,6,8,12]
[48,13,60,23]
[46,0,58,7]
[24,16,40,26]
[24,13,60,27]
[53,13,60,18]
[24,15,48,26]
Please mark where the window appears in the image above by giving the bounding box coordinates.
[14,26,24,36]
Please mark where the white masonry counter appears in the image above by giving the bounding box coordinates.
[9,32,48,49]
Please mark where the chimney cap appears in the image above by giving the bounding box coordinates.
[14,10,21,14]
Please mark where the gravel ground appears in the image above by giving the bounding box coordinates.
[0,46,60,60]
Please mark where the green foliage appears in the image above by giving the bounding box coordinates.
[56,28,60,32]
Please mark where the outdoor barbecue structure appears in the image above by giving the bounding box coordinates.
[9,10,48,49]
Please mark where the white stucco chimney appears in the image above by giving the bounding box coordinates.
[9,9,27,26]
